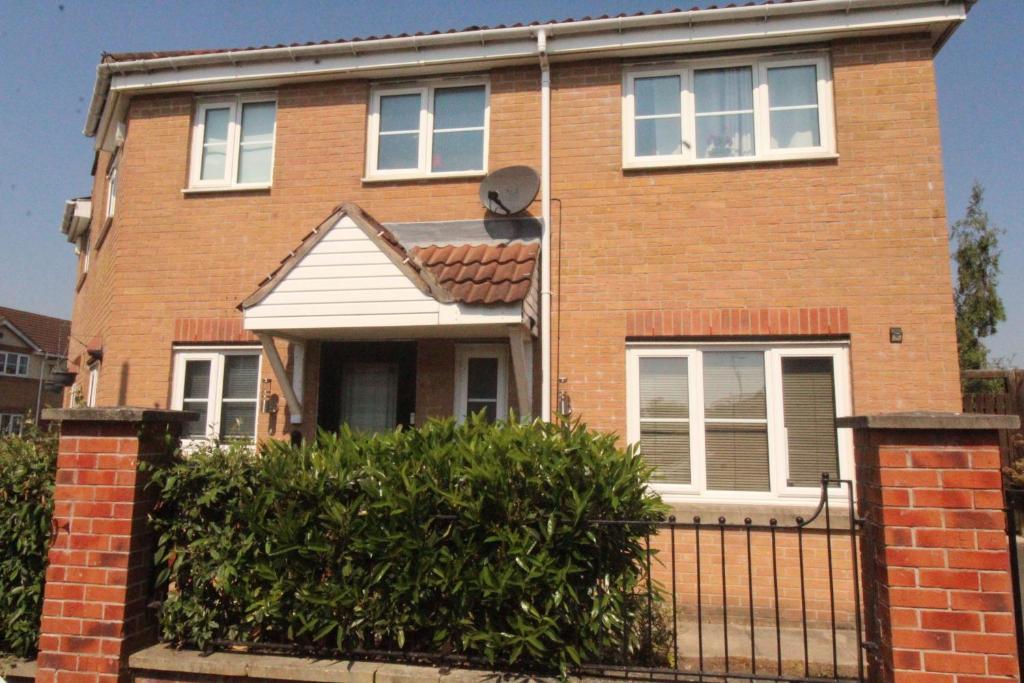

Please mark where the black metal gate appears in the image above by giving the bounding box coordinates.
[1005,488,1024,681]
[581,474,867,682]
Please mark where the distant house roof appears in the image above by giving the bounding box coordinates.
[413,242,539,305]
[0,306,71,357]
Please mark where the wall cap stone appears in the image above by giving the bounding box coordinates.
[41,406,198,424]
[837,411,1020,431]
[0,658,37,679]
[128,644,609,682]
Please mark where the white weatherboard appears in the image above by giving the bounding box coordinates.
[243,215,521,332]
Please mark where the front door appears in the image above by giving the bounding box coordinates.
[317,342,416,433]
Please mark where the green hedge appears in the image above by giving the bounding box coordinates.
[0,430,57,659]
[150,416,667,675]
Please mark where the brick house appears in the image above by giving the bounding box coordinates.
[61,0,970,510]
[0,306,70,433]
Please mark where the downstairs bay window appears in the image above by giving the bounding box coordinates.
[623,54,834,168]
[171,348,261,442]
[626,343,851,501]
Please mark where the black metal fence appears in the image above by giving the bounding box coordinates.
[195,476,865,682]
[579,474,866,683]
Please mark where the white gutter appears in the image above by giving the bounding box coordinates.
[84,0,967,140]
[537,30,552,422]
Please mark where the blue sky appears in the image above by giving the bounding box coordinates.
[0,0,1020,361]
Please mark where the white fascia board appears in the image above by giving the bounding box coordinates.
[547,3,966,58]
[88,0,967,148]
[0,320,44,354]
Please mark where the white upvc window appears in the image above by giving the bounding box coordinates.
[623,53,834,169]
[0,352,30,377]
[0,413,24,436]
[86,364,99,407]
[188,94,277,190]
[626,342,851,503]
[171,347,262,442]
[454,344,509,422]
[106,155,118,219]
[79,232,91,274]
[365,79,489,180]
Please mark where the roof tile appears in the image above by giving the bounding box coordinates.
[101,1,814,63]
[412,242,539,305]
[0,306,71,357]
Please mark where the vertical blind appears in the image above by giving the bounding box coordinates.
[703,352,770,491]
[220,355,259,440]
[182,360,211,438]
[781,356,839,487]
[638,357,690,484]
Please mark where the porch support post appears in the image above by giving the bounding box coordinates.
[257,332,302,422]
[289,342,305,425]
[507,325,532,419]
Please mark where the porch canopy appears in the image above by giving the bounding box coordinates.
[238,202,540,419]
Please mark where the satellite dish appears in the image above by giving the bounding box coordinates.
[479,166,540,216]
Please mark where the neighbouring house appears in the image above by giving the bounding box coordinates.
[61,0,970,511]
[0,306,70,433]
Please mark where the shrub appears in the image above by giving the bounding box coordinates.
[150,416,667,675]
[0,429,57,658]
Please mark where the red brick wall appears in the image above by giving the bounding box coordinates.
[855,428,1019,682]
[66,35,959,438]
[549,34,960,441]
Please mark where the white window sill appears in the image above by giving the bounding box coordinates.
[656,491,850,508]
[362,170,487,183]
[623,151,838,171]
[182,184,272,195]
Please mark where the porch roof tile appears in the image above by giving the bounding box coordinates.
[411,242,539,305]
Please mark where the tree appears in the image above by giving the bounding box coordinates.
[950,181,1005,373]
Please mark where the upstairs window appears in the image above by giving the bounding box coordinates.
[627,343,849,501]
[172,348,261,442]
[0,352,29,377]
[189,94,276,189]
[624,54,833,168]
[366,80,489,180]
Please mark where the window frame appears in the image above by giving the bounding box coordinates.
[365,78,490,181]
[453,344,509,423]
[188,93,277,191]
[171,346,262,444]
[0,351,30,377]
[106,155,118,220]
[79,231,91,275]
[626,341,851,503]
[622,53,835,169]
[0,413,24,436]
[86,363,99,408]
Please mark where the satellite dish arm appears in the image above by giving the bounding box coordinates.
[487,190,511,215]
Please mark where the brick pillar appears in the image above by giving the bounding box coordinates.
[840,413,1022,683]
[35,408,194,683]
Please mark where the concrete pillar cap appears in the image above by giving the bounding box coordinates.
[41,406,198,423]
[836,411,1020,430]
